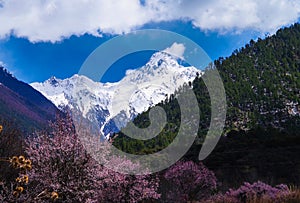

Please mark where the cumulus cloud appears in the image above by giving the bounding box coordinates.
[163,43,186,59]
[0,61,5,67]
[0,0,299,42]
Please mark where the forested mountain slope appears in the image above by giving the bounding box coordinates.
[113,24,300,188]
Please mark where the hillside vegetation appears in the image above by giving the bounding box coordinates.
[113,23,300,189]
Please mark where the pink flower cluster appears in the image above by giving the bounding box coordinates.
[25,115,160,202]
[163,160,217,202]
[226,181,289,201]
[209,181,290,203]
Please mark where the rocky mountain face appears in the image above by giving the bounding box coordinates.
[31,52,202,137]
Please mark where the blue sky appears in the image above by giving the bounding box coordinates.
[0,0,299,83]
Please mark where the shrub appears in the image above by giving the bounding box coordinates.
[0,120,25,183]
[0,155,34,202]
[162,160,217,202]
[208,181,295,203]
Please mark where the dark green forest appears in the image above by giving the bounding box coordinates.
[113,23,300,189]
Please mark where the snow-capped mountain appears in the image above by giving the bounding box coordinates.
[31,52,202,137]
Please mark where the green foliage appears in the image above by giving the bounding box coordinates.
[113,23,300,155]
[114,24,300,154]
[217,23,300,131]
[204,128,300,190]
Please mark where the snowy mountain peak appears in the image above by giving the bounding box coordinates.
[47,76,60,87]
[147,51,178,69]
[125,52,198,85]
[31,52,203,137]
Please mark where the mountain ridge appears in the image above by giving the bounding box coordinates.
[31,52,202,137]
[0,67,60,131]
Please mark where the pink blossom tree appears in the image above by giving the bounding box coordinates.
[162,160,217,202]
[25,114,160,202]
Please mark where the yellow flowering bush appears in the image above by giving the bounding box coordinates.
[7,155,32,198]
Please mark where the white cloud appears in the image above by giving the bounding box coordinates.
[163,43,186,59]
[0,0,299,42]
[0,61,5,67]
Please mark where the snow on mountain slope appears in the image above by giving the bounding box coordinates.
[31,52,203,137]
